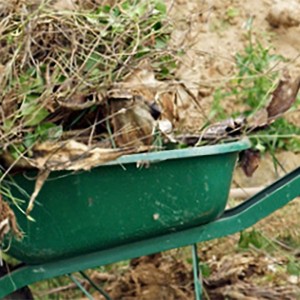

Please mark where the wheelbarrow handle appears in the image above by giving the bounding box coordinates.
[221,166,300,228]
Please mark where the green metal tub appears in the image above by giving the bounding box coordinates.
[2,138,300,300]
[8,139,249,264]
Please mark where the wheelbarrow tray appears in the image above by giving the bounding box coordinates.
[7,139,250,264]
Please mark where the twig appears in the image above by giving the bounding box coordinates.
[229,186,266,199]
[36,281,84,297]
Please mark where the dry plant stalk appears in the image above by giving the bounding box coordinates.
[0,0,181,238]
[0,0,178,157]
[0,195,23,241]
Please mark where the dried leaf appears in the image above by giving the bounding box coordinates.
[159,91,179,123]
[0,218,10,242]
[123,60,157,90]
[158,120,173,135]
[0,96,18,122]
[0,151,33,170]
[247,109,269,128]
[53,0,76,11]
[203,116,246,140]
[30,140,131,171]
[107,89,132,100]
[26,169,50,215]
[267,70,300,120]
[1,139,152,172]
[239,149,261,177]
[109,96,155,147]
[175,134,200,146]
[56,92,104,111]
[0,195,23,241]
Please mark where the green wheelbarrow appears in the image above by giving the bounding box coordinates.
[1,138,300,299]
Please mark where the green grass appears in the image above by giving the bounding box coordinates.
[211,26,300,153]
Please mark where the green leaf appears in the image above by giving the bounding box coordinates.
[24,132,37,148]
[85,52,102,71]
[21,97,39,116]
[287,261,300,276]
[133,3,148,17]
[2,119,15,132]
[120,0,130,10]
[239,229,268,249]
[255,142,266,152]
[135,47,151,58]
[155,37,167,49]
[154,0,167,14]
[186,258,193,265]
[36,123,63,141]
[153,21,163,31]
[249,230,266,249]
[238,231,250,249]
[226,7,239,18]
[200,263,211,278]
[8,144,25,160]
[20,94,49,126]
[24,107,49,126]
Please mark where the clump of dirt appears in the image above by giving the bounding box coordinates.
[266,0,300,28]
[102,254,193,300]
[204,251,299,300]
[87,247,299,299]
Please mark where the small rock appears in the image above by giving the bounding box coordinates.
[288,275,299,284]
[266,1,300,28]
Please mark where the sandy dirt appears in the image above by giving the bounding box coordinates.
[165,0,300,132]
[32,0,300,299]
[96,1,300,299]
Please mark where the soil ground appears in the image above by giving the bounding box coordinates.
[31,0,300,299]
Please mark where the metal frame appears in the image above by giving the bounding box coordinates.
[192,244,202,300]
[1,167,300,299]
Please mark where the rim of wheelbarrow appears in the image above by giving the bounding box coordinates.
[104,138,251,166]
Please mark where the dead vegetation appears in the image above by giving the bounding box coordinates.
[0,194,22,240]
[0,1,300,298]
[0,0,176,162]
[0,0,182,233]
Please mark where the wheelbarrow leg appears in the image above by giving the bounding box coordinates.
[192,243,202,300]
[67,272,113,300]
[68,274,94,300]
[79,271,112,300]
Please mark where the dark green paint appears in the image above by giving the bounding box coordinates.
[7,140,249,264]
[1,165,300,298]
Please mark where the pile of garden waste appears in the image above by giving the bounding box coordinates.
[0,0,181,239]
